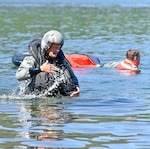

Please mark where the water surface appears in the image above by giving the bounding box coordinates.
[0,0,150,148]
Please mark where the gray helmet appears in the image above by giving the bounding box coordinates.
[41,30,64,52]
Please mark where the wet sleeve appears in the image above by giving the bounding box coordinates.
[103,61,120,68]
[29,67,41,77]
[16,56,37,81]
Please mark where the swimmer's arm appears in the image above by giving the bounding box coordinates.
[103,61,120,68]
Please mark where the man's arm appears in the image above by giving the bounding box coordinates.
[103,61,120,68]
[16,56,37,81]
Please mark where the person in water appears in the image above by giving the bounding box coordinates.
[16,30,80,97]
[103,49,140,70]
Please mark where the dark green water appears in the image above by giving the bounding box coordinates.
[0,0,150,148]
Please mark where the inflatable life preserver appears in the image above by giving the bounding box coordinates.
[64,54,100,68]
[12,52,100,68]
[12,51,31,66]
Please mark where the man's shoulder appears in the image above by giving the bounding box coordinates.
[23,55,36,63]
[24,55,34,59]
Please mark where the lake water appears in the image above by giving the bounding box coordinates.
[0,0,150,148]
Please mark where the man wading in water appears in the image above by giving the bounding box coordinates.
[16,30,80,97]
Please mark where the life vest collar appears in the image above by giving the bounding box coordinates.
[117,59,138,70]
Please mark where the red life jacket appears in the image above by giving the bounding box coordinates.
[116,59,138,70]
[64,54,100,68]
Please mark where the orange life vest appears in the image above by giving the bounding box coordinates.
[64,54,99,68]
[116,59,138,70]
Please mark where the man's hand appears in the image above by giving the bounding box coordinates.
[40,60,56,73]
[70,87,80,97]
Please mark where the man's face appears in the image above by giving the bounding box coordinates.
[46,43,61,58]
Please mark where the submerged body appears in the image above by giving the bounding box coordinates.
[15,44,140,97]
[104,49,140,70]
[16,30,80,97]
